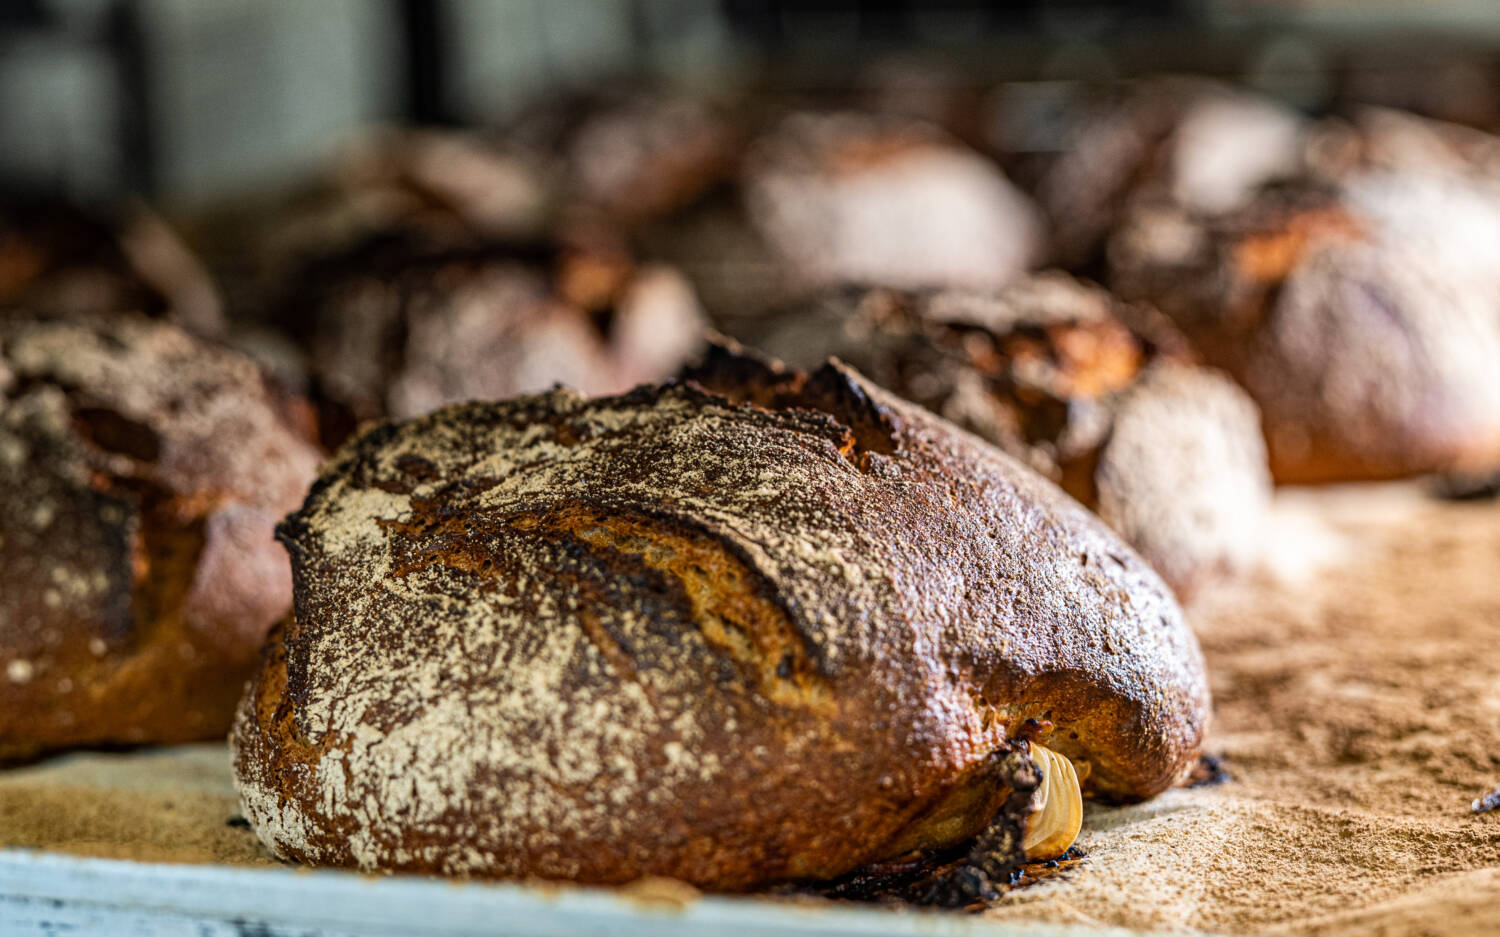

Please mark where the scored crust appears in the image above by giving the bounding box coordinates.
[0,312,322,759]
[740,277,1270,596]
[232,344,1208,890]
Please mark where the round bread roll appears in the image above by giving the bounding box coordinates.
[1110,173,1500,483]
[232,344,1208,897]
[743,112,1044,292]
[738,276,1270,596]
[0,313,322,760]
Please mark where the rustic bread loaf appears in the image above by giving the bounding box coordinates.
[1110,174,1500,483]
[641,110,1045,328]
[536,91,740,226]
[739,276,1270,596]
[1017,77,1305,268]
[0,197,223,336]
[231,344,1208,895]
[743,111,1044,292]
[0,312,322,760]
[283,230,704,449]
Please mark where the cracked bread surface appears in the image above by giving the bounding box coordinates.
[741,277,1270,596]
[231,345,1207,890]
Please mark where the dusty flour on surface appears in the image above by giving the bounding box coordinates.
[1,484,1497,936]
[986,483,1500,935]
[0,744,267,865]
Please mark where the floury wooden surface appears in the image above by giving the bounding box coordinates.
[1,484,1498,934]
[988,484,1500,935]
[0,744,264,867]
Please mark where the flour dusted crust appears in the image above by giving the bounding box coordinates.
[742,276,1269,595]
[1094,361,1268,595]
[0,313,321,759]
[231,345,1208,890]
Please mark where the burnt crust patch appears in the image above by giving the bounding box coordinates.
[681,337,899,474]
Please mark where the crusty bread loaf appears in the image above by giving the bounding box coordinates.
[286,232,704,448]
[1025,77,1305,268]
[546,92,740,225]
[740,276,1270,595]
[743,112,1044,292]
[0,312,322,760]
[637,110,1045,328]
[231,344,1208,893]
[1110,175,1500,483]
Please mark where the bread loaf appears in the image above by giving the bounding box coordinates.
[288,234,703,448]
[1110,176,1500,483]
[0,312,321,759]
[232,344,1208,896]
[740,276,1270,595]
[743,112,1044,292]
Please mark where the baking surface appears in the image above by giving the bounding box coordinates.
[1,484,1498,935]
[988,484,1500,935]
[0,744,265,867]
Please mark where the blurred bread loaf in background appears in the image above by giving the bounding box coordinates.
[0,312,321,760]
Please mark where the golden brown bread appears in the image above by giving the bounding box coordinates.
[231,344,1208,893]
[0,313,321,760]
[739,276,1270,596]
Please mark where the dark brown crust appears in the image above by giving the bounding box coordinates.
[286,232,702,448]
[0,312,321,759]
[736,276,1176,486]
[1109,182,1500,483]
[738,277,1269,596]
[0,198,223,336]
[231,343,1208,890]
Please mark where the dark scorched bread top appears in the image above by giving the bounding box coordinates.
[238,350,1208,889]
